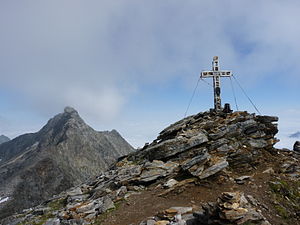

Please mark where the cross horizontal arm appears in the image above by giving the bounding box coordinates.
[201,70,232,78]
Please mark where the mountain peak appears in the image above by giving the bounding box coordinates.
[64,106,78,115]
[0,107,134,219]
[38,107,84,136]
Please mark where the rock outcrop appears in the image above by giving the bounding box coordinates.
[2,110,299,225]
[293,141,300,152]
[0,135,10,145]
[130,111,279,175]
[0,107,134,218]
[138,192,270,225]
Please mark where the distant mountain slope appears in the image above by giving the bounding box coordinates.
[0,107,134,218]
[289,131,300,138]
[0,135,10,145]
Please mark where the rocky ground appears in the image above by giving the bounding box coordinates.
[1,110,299,225]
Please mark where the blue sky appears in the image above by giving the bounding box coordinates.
[0,0,299,148]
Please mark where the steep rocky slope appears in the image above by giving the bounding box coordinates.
[2,110,299,225]
[0,107,134,218]
[0,135,10,145]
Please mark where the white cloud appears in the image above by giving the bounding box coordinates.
[271,108,300,149]
[0,1,300,146]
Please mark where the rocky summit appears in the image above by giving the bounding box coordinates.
[0,107,134,219]
[1,110,300,225]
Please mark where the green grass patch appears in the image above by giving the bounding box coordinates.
[18,213,54,225]
[269,179,300,221]
[92,199,123,225]
[47,197,67,211]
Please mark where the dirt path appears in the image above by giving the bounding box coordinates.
[96,154,299,225]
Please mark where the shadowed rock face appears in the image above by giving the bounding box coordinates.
[0,135,10,145]
[294,141,300,152]
[0,107,134,218]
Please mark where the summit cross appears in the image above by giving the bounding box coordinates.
[200,56,232,111]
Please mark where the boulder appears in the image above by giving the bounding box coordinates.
[163,179,178,188]
[293,141,300,152]
[198,158,229,179]
[181,152,210,170]
[235,175,251,184]
[138,160,178,183]
[247,139,268,149]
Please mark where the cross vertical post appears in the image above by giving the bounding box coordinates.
[200,56,232,111]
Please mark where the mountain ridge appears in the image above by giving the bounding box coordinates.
[2,110,299,225]
[0,107,134,218]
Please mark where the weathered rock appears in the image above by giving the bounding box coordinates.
[235,175,251,184]
[247,139,268,149]
[293,141,300,152]
[115,186,127,197]
[116,165,142,183]
[146,219,156,225]
[45,218,61,225]
[154,220,169,225]
[181,152,210,170]
[163,179,178,188]
[143,133,208,161]
[186,132,209,149]
[138,192,269,225]
[168,207,193,215]
[263,168,274,174]
[89,196,114,214]
[256,115,278,123]
[216,144,231,153]
[209,138,229,151]
[200,192,269,225]
[198,158,229,179]
[76,201,96,214]
[67,194,89,203]
[67,187,83,197]
[138,160,178,183]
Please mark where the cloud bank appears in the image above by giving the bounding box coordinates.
[0,0,299,147]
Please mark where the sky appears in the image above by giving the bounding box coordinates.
[0,0,299,149]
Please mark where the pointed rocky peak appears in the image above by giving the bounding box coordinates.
[60,106,85,126]
[36,107,88,143]
[64,106,79,115]
[0,107,134,218]
[44,107,84,127]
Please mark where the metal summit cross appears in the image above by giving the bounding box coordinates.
[200,56,232,111]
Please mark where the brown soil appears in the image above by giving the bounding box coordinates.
[96,153,299,225]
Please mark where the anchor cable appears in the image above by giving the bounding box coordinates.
[184,76,201,117]
[200,78,213,87]
[230,76,239,111]
[232,75,261,115]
